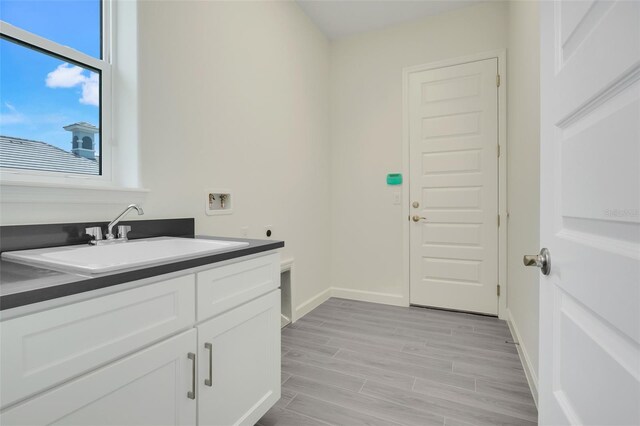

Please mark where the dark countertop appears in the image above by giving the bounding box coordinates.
[0,236,284,311]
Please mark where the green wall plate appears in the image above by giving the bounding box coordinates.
[386,173,402,185]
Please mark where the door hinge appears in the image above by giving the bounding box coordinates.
[496,74,501,87]
[498,214,501,227]
[497,145,501,157]
[497,284,501,297]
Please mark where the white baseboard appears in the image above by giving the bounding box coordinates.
[330,287,407,307]
[506,308,539,407]
[293,287,406,322]
[293,287,332,322]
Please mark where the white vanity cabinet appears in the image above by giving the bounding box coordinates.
[0,251,281,426]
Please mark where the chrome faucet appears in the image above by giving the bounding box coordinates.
[106,204,144,240]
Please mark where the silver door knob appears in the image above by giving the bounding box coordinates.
[412,215,427,222]
[523,248,551,275]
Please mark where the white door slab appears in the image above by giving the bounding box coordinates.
[538,1,640,424]
[409,58,499,315]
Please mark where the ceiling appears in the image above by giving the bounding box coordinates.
[296,0,487,40]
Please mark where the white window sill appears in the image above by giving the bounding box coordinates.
[0,181,149,205]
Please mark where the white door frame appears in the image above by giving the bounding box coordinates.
[402,49,508,319]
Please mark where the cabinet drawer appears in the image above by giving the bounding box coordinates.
[0,274,195,409]
[197,253,280,321]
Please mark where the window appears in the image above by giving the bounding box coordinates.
[0,0,110,178]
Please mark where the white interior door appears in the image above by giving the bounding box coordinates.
[539,1,640,425]
[409,58,499,315]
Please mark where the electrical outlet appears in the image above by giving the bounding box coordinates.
[264,225,274,238]
[240,226,249,238]
[393,192,401,205]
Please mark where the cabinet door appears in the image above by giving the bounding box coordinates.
[1,330,197,426]
[198,290,281,426]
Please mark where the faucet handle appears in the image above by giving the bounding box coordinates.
[85,227,103,242]
[117,225,132,240]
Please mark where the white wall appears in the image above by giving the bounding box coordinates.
[506,0,540,402]
[329,2,509,304]
[137,1,332,318]
[0,1,332,320]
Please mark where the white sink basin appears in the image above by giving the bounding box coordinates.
[2,237,250,275]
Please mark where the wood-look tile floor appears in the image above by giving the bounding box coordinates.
[257,298,537,426]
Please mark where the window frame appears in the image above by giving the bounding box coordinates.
[0,1,113,185]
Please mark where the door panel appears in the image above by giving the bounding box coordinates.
[197,290,280,426]
[409,58,499,315]
[539,1,640,424]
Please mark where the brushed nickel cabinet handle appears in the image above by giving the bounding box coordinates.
[187,352,196,400]
[204,343,213,387]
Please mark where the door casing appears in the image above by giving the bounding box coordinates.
[402,49,508,319]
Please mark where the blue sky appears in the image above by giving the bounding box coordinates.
[0,0,101,151]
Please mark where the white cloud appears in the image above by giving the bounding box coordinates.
[80,72,99,107]
[45,64,86,88]
[45,64,99,107]
[4,102,17,112]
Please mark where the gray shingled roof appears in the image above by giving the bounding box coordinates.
[0,135,99,175]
